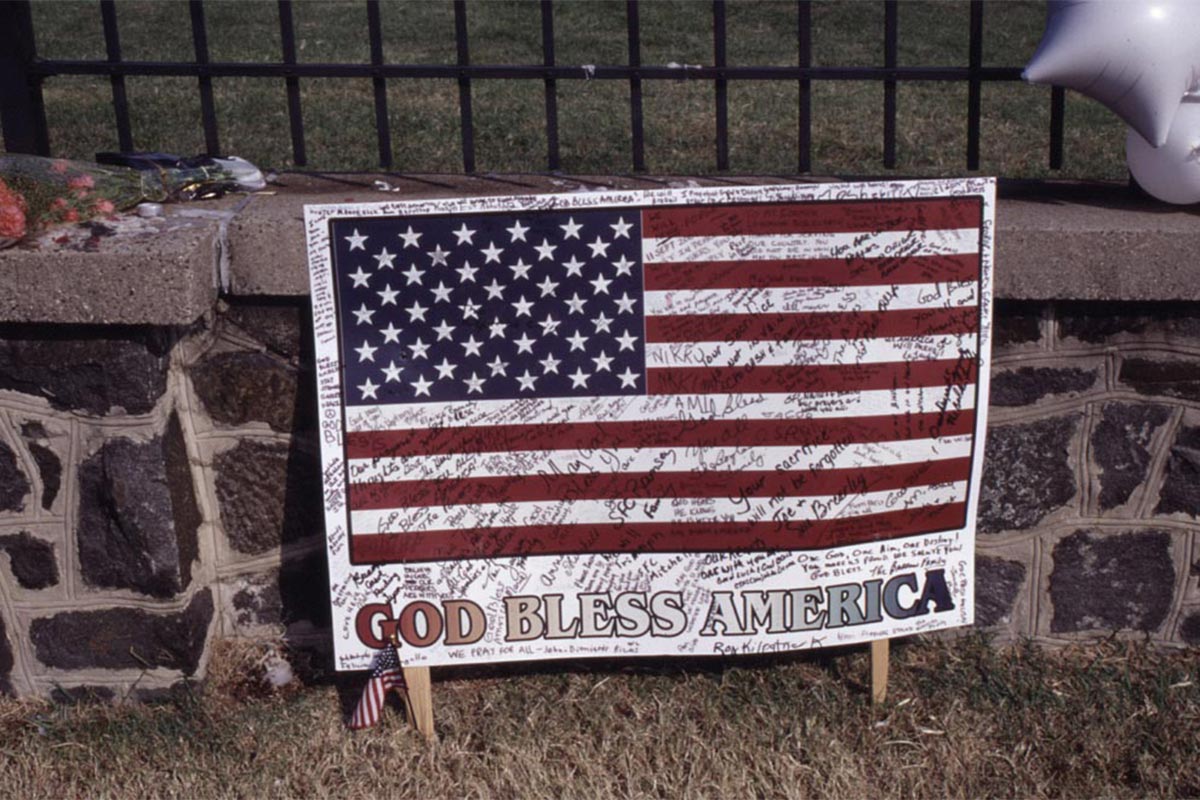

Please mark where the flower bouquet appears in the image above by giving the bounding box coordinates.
[0,153,265,248]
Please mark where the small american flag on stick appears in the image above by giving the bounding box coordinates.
[348,643,407,730]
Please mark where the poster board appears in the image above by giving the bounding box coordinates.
[304,179,995,671]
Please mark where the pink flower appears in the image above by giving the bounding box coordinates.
[0,178,28,241]
[63,209,79,223]
[93,199,115,215]
[67,174,95,190]
[50,160,70,174]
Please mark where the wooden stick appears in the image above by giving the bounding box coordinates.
[870,638,889,704]
[401,665,436,742]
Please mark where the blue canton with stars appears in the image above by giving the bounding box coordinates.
[331,210,646,406]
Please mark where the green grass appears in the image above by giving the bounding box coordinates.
[1,636,1197,798]
[18,0,1128,178]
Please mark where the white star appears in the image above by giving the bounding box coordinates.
[463,372,486,394]
[569,367,591,389]
[381,360,404,382]
[376,284,400,306]
[614,292,638,314]
[487,355,509,377]
[591,350,614,372]
[402,263,425,285]
[459,298,481,319]
[460,335,483,357]
[374,248,397,269]
[427,245,450,267]
[589,274,613,295]
[456,261,478,283]
[452,223,476,245]
[539,353,562,374]
[380,322,402,343]
[358,377,379,399]
[483,278,506,300]
[410,374,434,397]
[481,241,504,263]
[539,314,561,336]
[352,304,375,325]
[534,238,558,261]
[506,220,529,242]
[617,367,640,388]
[514,333,536,354]
[434,358,457,380]
[591,312,614,333]
[488,317,507,338]
[560,217,584,239]
[354,341,378,362]
[345,228,368,251]
[430,281,454,303]
[407,337,431,359]
[516,369,538,391]
[615,329,639,351]
[612,255,636,276]
[348,266,371,287]
[562,256,586,277]
[433,320,456,340]
[565,293,588,315]
[567,330,589,351]
[587,236,610,258]
[610,217,633,239]
[537,276,559,297]
[398,226,421,248]
[405,300,428,322]
[511,295,534,317]
[509,259,533,281]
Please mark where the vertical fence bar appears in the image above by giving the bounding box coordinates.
[367,0,393,168]
[454,0,476,173]
[1049,86,1065,170]
[189,0,221,155]
[541,0,560,171]
[100,0,134,152]
[713,0,729,171]
[882,0,897,169]
[966,0,982,170]
[0,0,49,155]
[278,0,307,166]
[797,0,812,174]
[626,0,646,172]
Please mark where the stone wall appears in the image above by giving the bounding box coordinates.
[0,297,1197,697]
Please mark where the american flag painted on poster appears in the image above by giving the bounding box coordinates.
[327,195,982,565]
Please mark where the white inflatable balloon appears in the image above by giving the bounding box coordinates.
[1126,101,1200,204]
[1024,0,1200,147]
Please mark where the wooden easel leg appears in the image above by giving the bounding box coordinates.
[870,639,889,704]
[401,666,436,742]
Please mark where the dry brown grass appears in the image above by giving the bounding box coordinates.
[0,635,1197,799]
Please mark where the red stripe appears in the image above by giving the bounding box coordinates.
[642,198,982,238]
[647,358,976,395]
[644,254,979,290]
[344,410,975,459]
[349,458,972,509]
[349,502,969,563]
[645,306,979,342]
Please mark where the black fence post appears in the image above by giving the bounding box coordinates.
[0,0,50,155]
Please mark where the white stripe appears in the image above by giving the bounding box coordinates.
[350,481,968,534]
[644,282,977,316]
[345,386,977,433]
[347,436,975,484]
[642,228,980,264]
[646,335,976,368]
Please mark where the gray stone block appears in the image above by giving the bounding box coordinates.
[975,556,1025,628]
[76,414,201,598]
[989,366,1097,407]
[0,440,29,513]
[215,440,321,556]
[189,351,309,433]
[0,611,12,696]
[1155,425,1200,518]
[978,416,1079,533]
[1058,304,1200,344]
[0,531,58,590]
[993,304,1042,348]
[1092,403,1171,511]
[30,589,213,675]
[230,552,329,628]
[1119,357,1200,403]
[1049,529,1174,633]
[223,304,305,361]
[1180,612,1200,645]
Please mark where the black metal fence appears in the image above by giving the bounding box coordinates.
[0,0,1064,174]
